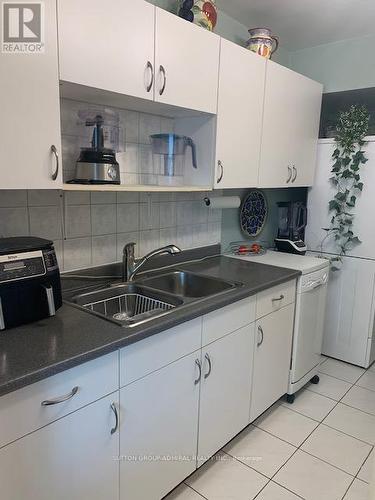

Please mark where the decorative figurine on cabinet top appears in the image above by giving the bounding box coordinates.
[246,27,279,59]
[178,0,218,32]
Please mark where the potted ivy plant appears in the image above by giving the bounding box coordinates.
[321,105,370,270]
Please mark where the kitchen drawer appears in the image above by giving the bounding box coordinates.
[202,297,256,346]
[0,352,118,449]
[120,318,201,387]
[256,280,296,319]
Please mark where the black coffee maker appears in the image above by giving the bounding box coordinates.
[275,201,307,255]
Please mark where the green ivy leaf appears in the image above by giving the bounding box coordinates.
[355,182,364,191]
[329,200,341,212]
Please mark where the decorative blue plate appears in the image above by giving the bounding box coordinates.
[240,190,268,237]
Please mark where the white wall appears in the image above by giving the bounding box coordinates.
[290,34,375,92]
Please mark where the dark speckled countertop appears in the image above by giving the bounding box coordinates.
[0,254,300,397]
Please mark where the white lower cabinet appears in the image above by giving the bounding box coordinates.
[119,351,200,500]
[250,303,295,422]
[0,393,119,500]
[197,325,255,464]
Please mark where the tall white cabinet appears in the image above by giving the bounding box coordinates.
[0,0,61,189]
[215,39,266,189]
[258,60,322,188]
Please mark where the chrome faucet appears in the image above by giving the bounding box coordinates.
[122,242,181,281]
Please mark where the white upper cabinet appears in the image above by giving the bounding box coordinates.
[0,0,61,189]
[215,39,266,189]
[154,8,220,113]
[258,60,322,188]
[58,0,155,100]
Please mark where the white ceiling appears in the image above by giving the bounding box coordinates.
[215,0,375,51]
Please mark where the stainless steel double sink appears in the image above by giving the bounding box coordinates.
[66,270,241,328]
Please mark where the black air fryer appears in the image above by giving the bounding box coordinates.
[0,237,62,330]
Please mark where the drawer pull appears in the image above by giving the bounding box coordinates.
[194,358,202,385]
[110,402,119,435]
[272,294,285,302]
[41,386,79,406]
[204,353,212,379]
[257,325,264,347]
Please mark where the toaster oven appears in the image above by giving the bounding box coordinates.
[0,237,62,330]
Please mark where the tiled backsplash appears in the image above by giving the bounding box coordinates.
[61,98,175,185]
[0,190,222,272]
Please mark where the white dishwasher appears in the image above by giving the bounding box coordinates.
[228,251,330,403]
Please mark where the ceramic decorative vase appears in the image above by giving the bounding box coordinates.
[246,27,279,59]
[178,0,218,32]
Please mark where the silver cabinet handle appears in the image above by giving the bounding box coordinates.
[41,386,79,406]
[286,165,292,183]
[159,65,166,95]
[292,165,297,183]
[194,358,202,385]
[257,326,264,347]
[51,145,59,181]
[146,61,154,92]
[272,294,285,302]
[110,402,119,435]
[217,160,224,184]
[204,353,212,379]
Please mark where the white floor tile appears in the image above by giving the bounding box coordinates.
[274,450,353,500]
[224,425,296,478]
[343,479,370,500]
[256,481,301,500]
[255,405,318,447]
[282,388,337,421]
[356,370,375,392]
[185,451,268,500]
[301,424,371,475]
[308,373,352,401]
[324,403,375,445]
[165,484,206,500]
[358,450,373,483]
[342,385,375,416]
[319,358,365,384]
[368,362,375,373]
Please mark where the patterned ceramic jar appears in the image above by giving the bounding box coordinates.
[178,0,218,32]
[246,27,279,59]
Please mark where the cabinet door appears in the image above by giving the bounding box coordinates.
[120,352,200,500]
[258,61,322,188]
[215,39,266,189]
[154,8,220,113]
[250,304,294,421]
[0,394,119,500]
[0,0,61,189]
[322,256,375,367]
[198,325,254,464]
[58,0,155,100]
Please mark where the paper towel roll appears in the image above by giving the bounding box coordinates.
[203,196,241,209]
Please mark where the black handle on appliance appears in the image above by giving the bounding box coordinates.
[43,285,56,316]
[0,297,5,330]
[185,137,197,169]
